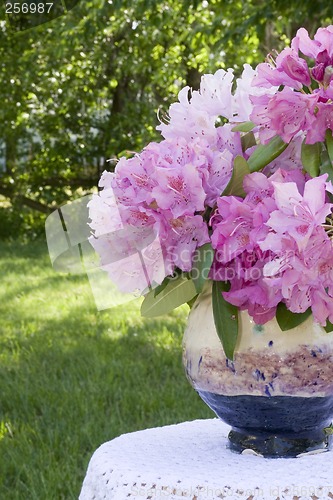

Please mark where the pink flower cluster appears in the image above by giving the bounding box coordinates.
[157,65,274,142]
[88,26,333,324]
[89,66,269,295]
[89,135,241,293]
[251,26,333,144]
[210,169,333,325]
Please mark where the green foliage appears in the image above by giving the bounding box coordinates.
[241,131,257,152]
[324,423,333,435]
[0,206,23,239]
[0,203,46,240]
[222,155,250,197]
[248,135,288,172]
[0,0,332,234]
[0,239,212,499]
[232,122,255,133]
[319,149,333,183]
[325,130,333,165]
[141,273,197,317]
[301,141,322,177]
[276,303,312,331]
[191,243,214,293]
[212,280,238,361]
[324,320,333,333]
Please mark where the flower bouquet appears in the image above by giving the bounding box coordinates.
[89,25,333,356]
[88,26,333,456]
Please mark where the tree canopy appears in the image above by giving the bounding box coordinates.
[0,0,332,236]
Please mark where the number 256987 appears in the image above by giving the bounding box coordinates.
[6,3,54,14]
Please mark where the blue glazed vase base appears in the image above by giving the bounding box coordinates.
[228,428,332,458]
[198,390,333,458]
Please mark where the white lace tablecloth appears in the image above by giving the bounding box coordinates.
[79,419,333,500]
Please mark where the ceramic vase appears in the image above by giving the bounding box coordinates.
[183,285,333,457]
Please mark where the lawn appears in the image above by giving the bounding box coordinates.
[0,238,211,499]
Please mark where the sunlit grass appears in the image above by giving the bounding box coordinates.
[0,239,211,499]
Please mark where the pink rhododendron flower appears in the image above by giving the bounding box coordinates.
[293,25,333,88]
[211,197,253,262]
[251,25,333,144]
[111,137,235,213]
[157,66,267,145]
[251,88,318,144]
[89,223,168,296]
[233,64,269,121]
[166,214,210,272]
[307,102,333,143]
[190,68,235,119]
[87,25,333,328]
[89,135,227,293]
[277,48,311,86]
[215,123,243,158]
[111,154,157,206]
[210,247,282,324]
[211,169,333,325]
[292,26,333,85]
[151,163,206,218]
[254,48,310,90]
[157,85,217,143]
[88,186,123,237]
[267,175,332,251]
[199,147,236,207]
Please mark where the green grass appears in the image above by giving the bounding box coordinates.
[0,238,211,499]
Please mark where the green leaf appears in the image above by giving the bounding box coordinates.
[141,274,197,317]
[247,135,288,172]
[212,281,238,360]
[187,294,198,309]
[222,155,250,197]
[325,129,333,165]
[320,149,333,181]
[191,243,214,293]
[324,320,333,333]
[324,423,333,435]
[241,131,256,152]
[275,303,312,331]
[153,278,170,297]
[153,273,177,297]
[301,140,321,177]
[231,121,255,132]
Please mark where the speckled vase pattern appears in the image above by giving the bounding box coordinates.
[183,286,333,458]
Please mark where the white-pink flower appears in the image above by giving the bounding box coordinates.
[267,175,332,251]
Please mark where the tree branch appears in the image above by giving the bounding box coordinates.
[0,186,55,214]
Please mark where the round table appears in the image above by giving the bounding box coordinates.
[79,419,333,499]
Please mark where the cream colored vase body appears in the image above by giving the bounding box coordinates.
[183,286,333,457]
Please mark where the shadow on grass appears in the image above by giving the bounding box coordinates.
[0,308,213,500]
[0,238,213,499]
[0,238,49,260]
[0,273,91,307]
